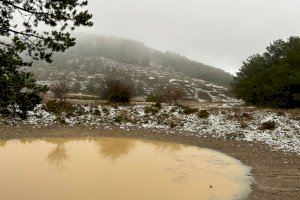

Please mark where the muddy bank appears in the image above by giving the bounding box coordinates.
[0,124,299,200]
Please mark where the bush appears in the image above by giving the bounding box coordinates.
[225,132,245,140]
[277,111,285,116]
[240,121,248,129]
[93,109,101,116]
[180,105,198,115]
[197,110,210,119]
[114,110,130,123]
[154,101,162,109]
[102,106,109,115]
[170,107,178,113]
[50,81,70,102]
[260,121,276,130]
[44,100,75,116]
[144,106,160,115]
[101,79,133,103]
[146,93,163,103]
[162,85,185,105]
[114,115,128,123]
[169,121,177,128]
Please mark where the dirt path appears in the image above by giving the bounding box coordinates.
[0,124,299,199]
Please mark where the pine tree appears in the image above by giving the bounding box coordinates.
[0,0,93,118]
[233,37,300,108]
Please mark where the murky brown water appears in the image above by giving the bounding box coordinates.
[0,137,252,200]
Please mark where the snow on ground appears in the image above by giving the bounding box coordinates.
[1,104,299,155]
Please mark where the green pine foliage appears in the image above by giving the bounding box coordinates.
[0,48,48,119]
[0,0,93,118]
[233,36,300,108]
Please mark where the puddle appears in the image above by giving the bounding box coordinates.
[0,137,252,200]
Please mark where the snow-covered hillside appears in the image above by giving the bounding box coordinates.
[31,34,237,103]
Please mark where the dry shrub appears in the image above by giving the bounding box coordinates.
[102,106,109,115]
[102,79,133,103]
[44,100,74,116]
[180,105,198,115]
[50,82,70,102]
[162,85,185,105]
[197,110,210,119]
[240,121,248,129]
[225,132,245,140]
[114,110,131,123]
[144,106,160,115]
[93,109,101,116]
[260,121,276,130]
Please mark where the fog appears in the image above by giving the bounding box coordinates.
[80,0,300,74]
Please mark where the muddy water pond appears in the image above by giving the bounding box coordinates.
[0,137,252,200]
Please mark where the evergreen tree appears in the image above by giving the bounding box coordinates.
[0,0,93,118]
[233,37,300,108]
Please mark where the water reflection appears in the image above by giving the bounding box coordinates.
[0,138,184,168]
[95,138,136,161]
[46,141,68,171]
[0,140,7,147]
[0,137,252,200]
[146,140,182,153]
[19,138,35,145]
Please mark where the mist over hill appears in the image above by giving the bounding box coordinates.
[62,34,233,85]
[32,34,236,102]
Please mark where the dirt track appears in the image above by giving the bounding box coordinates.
[0,124,299,199]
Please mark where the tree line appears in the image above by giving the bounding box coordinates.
[233,37,300,108]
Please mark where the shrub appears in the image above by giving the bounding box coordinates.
[44,100,75,116]
[180,105,198,115]
[101,79,133,103]
[169,121,177,128]
[102,106,109,115]
[225,132,245,140]
[242,112,252,119]
[197,110,210,119]
[56,116,66,124]
[114,115,123,123]
[50,81,70,102]
[277,111,285,116]
[170,107,178,113]
[93,109,101,116]
[74,106,85,116]
[154,101,162,109]
[144,106,159,114]
[162,85,185,105]
[261,121,276,130]
[114,110,130,123]
[240,121,248,129]
[146,93,163,103]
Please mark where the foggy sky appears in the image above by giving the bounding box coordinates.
[82,0,300,74]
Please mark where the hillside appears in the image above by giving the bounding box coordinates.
[32,34,236,102]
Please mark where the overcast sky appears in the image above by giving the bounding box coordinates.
[82,0,300,74]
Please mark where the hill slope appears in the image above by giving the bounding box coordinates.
[32,34,236,102]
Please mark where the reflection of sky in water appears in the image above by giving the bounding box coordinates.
[0,138,252,200]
